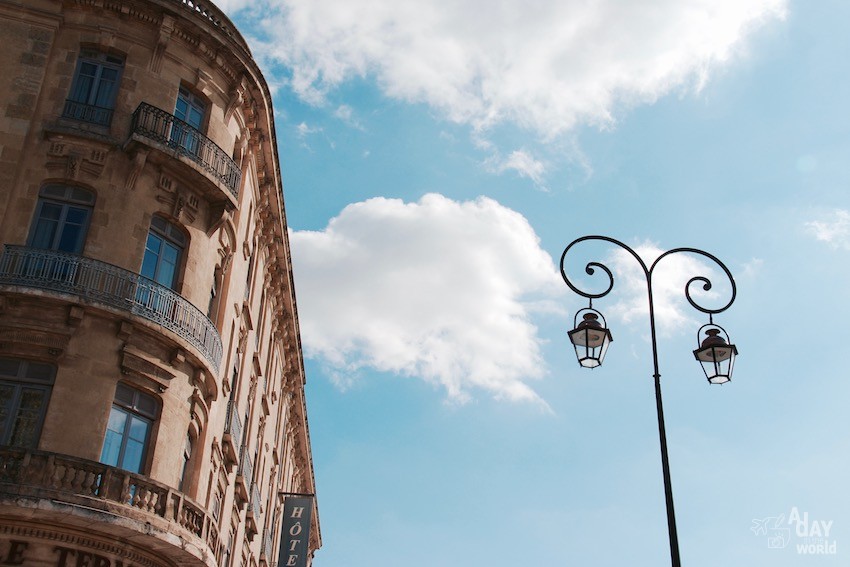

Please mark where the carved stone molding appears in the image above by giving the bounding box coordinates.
[120,345,176,389]
[0,523,167,567]
[0,326,70,358]
[150,14,175,73]
[44,137,108,181]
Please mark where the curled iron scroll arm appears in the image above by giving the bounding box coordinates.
[559,235,650,301]
[561,238,737,316]
[650,247,737,316]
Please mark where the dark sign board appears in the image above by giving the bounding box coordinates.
[278,497,313,567]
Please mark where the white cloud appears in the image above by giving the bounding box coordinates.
[739,257,764,280]
[484,150,548,188]
[334,104,364,129]
[805,209,850,250]
[296,121,322,138]
[289,194,563,403]
[242,0,786,138]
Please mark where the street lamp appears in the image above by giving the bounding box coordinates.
[568,308,612,368]
[693,325,737,384]
[560,235,738,567]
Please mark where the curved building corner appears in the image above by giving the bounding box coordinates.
[0,0,321,565]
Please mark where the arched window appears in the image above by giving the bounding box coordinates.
[100,383,158,474]
[179,431,194,492]
[27,185,95,254]
[0,358,55,448]
[141,216,186,290]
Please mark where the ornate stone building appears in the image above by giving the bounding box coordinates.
[0,0,320,565]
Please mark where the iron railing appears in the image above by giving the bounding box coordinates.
[248,483,262,516]
[224,399,243,449]
[237,444,254,483]
[62,100,114,126]
[130,102,241,199]
[0,447,220,556]
[260,526,274,559]
[0,246,222,369]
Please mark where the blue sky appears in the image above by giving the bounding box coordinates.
[220,0,848,564]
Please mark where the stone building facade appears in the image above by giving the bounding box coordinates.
[0,0,320,565]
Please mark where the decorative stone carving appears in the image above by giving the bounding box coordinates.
[150,15,174,72]
[125,148,148,191]
[224,81,246,123]
[120,345,177,388]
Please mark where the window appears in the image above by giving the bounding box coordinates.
[179,432,193,491]
[207,266,222,320]
[100,383,158,473]
[141,216,186,289]
[244,248,255,302]
[28,185,95,254]
[172,86,207,155]
[211,479,225,521]
[64,50,124,126]
[0,358,55,448]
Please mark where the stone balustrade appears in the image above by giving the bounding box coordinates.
[0,447,220,559]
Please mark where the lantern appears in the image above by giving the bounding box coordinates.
[693,325,737,384]
[569,309,613,368]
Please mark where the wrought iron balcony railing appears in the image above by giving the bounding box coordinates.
[248,482,262,516]
[237,443,254,482]
[0,246,222,369]
[260,526,274,560]
[245,481,262,539]
[0,447,220,558]
[222,398,243,464]
[130,102,241,199]
[235,443,253,505]
[62,100,114,127]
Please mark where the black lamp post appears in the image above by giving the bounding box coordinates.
[559,235,738,567]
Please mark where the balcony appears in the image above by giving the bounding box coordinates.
[222,399,243,466]
[261,374,271,415]
[129,102,241,201]
[0,447,220,565]
[259,526,274,565]
[0,245,222,369]
[245,483,262,540]
[62,99,114,127]
[235,444,253,506]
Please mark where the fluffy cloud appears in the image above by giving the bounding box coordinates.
[289,194,563,403]
[805,209,850,250]
[235,0,785,138]
[484,150,548,187]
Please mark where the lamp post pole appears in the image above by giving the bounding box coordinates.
[559,235,738,567]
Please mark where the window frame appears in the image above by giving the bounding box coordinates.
[140,215,187,290]
[0,358,56,448]
[27,185,95,254]
[171,85,208,156]
[99,383,159,474]
[64,50,124,126]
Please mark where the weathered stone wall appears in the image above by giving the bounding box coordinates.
[0,0,320,564]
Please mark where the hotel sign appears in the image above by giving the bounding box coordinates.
[278,497,313,567]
